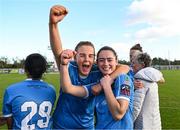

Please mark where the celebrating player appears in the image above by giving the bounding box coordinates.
[49,5,130,129]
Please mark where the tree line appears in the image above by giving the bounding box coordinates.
[0,56,180,68]
[0,57,53,69]
[120,57,180,66]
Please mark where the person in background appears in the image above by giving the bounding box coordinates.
[132,52,165,130]
[2,53,56,130]
[49,5,130,129]
[129,44,144,89]
[129,44,143,64]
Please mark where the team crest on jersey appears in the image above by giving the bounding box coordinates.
[120,76,130,96]
[120,84,130,96]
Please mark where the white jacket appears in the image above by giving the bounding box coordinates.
[133,67,163,130]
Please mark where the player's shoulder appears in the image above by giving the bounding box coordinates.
[69,61,77,68]
[6,81,26,91]
[118,74,130,80]
[39,81,56,92]
[116,74,132,86]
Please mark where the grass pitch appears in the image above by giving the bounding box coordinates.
[0,70,180,129]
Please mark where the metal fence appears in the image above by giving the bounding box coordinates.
[0,65,180,74]
[153,65,180,70]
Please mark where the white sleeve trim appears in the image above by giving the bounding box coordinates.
[3,113,13,118]
[116,96,130,102]
[82,86,89,99]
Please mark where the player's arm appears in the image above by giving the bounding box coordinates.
[6,117,13,130]
[100,75,129,120]
[60,50,87,97]
[91,64,130,95]
[2,89,14,129]
[158,76,165,83]
[0,116,6,126]
[110,64,130,80]
[0,116,13,130]
[49,5,68,69]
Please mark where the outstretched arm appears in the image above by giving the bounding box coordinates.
[49,5,68,69]
[110,64,130,80]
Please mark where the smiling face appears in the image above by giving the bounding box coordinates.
[131,59,144,74]
[97,50,118,75]
[75,45,95,76]
[129,49,142,63]
[132,53,151,73]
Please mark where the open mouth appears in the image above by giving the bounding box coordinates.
[82,64,91,72]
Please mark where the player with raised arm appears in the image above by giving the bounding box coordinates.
[60,46,134,129]
[49,5,130,129]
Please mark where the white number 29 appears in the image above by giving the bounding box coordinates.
[21,101,52,130]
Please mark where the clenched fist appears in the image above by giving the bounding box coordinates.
[49,5,68,24]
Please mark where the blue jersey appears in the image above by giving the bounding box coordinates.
[128,66,134,82]
[53,61,102,129]
[95,74,134,129]
[3,79,56,130]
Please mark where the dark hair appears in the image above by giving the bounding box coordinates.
[97,46,118,61]
[24,53,47,80]
[130,43,143,52]
[75,41,95,54]
[136,53,152,67]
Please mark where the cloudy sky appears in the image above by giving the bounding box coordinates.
[0,0,180,62]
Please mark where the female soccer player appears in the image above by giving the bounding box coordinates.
[60,46,134,129]
[2,53,56,130]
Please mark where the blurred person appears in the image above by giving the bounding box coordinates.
[132,52,165,130]
[129,44,143,64]
[129,44,144,89]
[2,53,56,130]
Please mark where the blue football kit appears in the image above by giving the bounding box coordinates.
[3,79,56,130]
[95,74,134,129]
[53,61,102,129]
[128,65,134,82]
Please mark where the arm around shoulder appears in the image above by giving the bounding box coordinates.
[110,64,130,80]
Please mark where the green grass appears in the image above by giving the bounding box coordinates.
[159,70,180,129]
[0,70,180,129]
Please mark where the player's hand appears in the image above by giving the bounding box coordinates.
[100,75,112,90]
[134,80,144,89]
[60,49,76,65]
[49,5,68,24]
[91,84,102,96]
